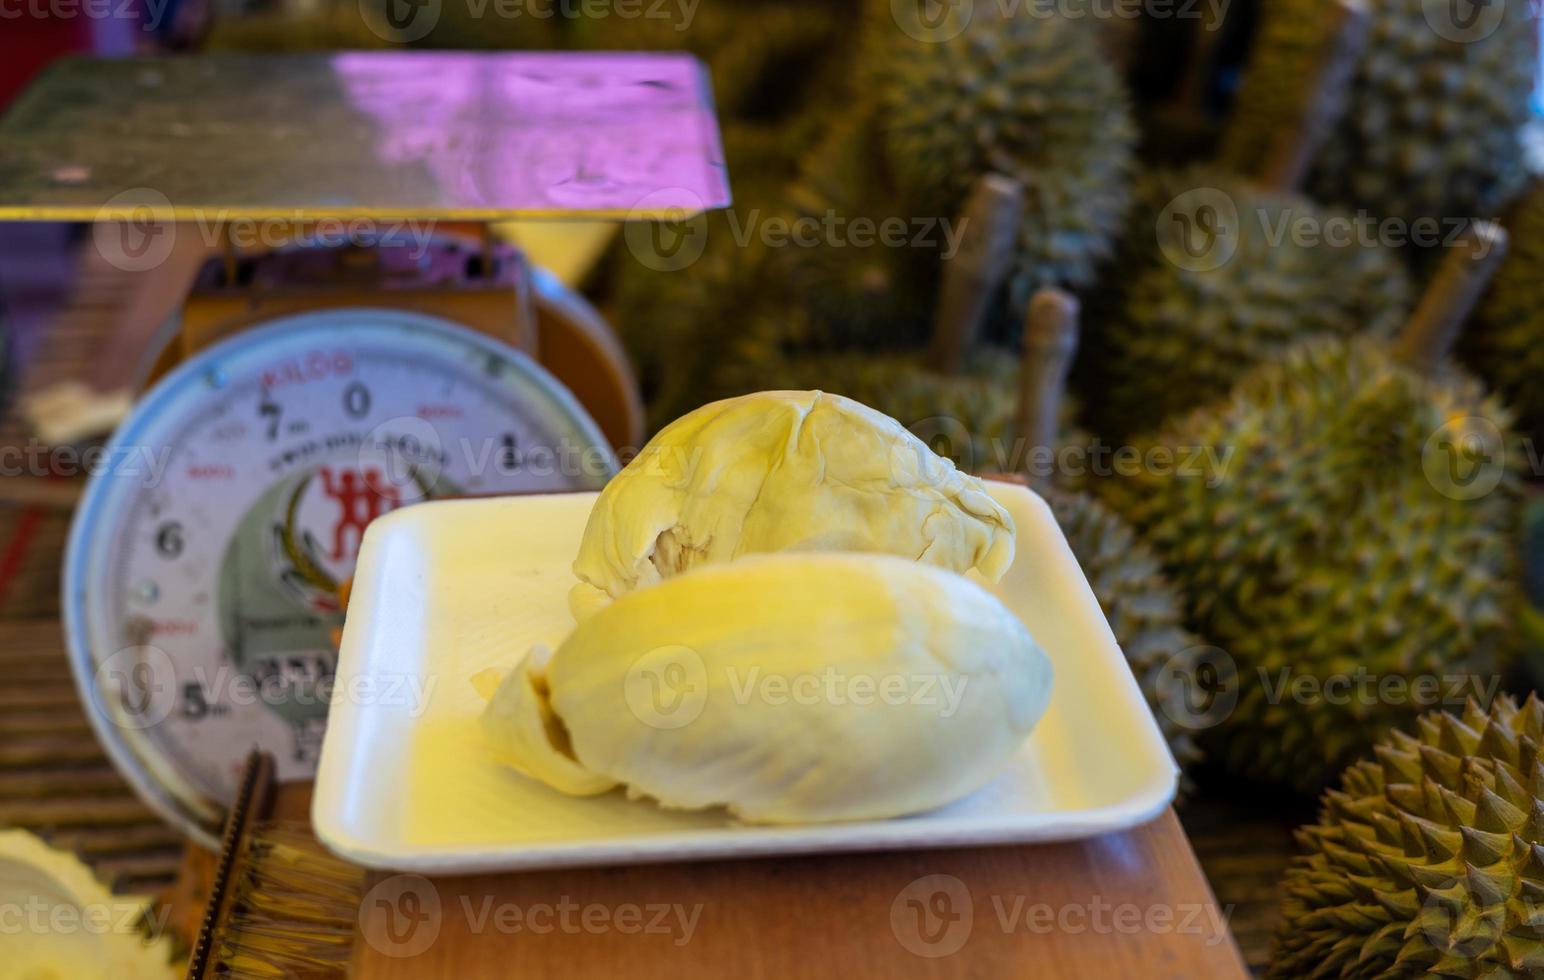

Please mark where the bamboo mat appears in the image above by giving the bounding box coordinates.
[0,504,68,618]
[2,227,95,445]
[0,619,185,893]
[0,227,186,895]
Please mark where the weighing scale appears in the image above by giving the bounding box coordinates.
[0,51,729,846]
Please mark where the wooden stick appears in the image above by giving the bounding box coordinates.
[928,174,1024,375]
[1393,221,1510,374]
[1255,0,1370,194]
[1016,289,1081,457]
[1165,0,1230,124]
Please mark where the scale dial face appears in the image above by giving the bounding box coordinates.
[65,309,615,844]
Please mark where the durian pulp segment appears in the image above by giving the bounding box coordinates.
[538,553,1053,823]
[757,353,1020,476]
[570,391,1015,610]
[476,650,619,797]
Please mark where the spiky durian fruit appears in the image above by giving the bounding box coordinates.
[773,113,942,351]
[1223,0,1537,228]
[711,169,1029,450]
[1076,167,1414,439]
[1270,695,1544,979]
[608,7,856,431]
[395,2,562,49]
[700,4,850,127]
[863,2,1135,291]
[1101,334,1522,790]
[1013,289,1206,778]
[580,0,846,174]
[1463,183,1544,448]
[611,205,806,430]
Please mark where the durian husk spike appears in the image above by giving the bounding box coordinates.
[1393,221,1510,375]
[928,173,1024,375]
[1254,0,1370,194]
[1016,288,1081,466]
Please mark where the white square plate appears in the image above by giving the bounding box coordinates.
[313,486,1178,873]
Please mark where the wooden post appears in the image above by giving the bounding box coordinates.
[1016,288,1081,460]
[1393,221,1509,375]
[1255,0,1370,194]
[927,174,1024,375]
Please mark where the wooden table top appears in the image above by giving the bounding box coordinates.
[351,808,1250,979]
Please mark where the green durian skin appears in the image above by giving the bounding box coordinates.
[772,111,943,353]
[577,0,850,177]
[1222,0,1537,229]
[863,1,1135,291]
[1076,167,1413,442]
[1463,182,1544,451]
[1099,336,1523,791]
[1270,695,1544,979]
[598,2,874,431]
[611,204,806,431]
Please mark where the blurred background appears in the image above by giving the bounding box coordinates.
[1,2,1544,976]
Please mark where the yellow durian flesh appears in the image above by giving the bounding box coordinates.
[0,830,177,980]
[570,391,1015,617]
[547,553,1052,823]
[475,649,618,797]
